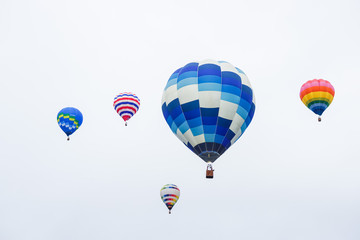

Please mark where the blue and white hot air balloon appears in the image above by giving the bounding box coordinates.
[161,60,255,178]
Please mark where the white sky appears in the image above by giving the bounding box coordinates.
[1,0,360,239]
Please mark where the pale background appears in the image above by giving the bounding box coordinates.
[1,0,360,239]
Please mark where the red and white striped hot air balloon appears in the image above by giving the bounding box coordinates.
[113,92,140,126]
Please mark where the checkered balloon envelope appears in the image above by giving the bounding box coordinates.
[161,60,255,164]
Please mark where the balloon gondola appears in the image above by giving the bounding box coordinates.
[206,164,214,179]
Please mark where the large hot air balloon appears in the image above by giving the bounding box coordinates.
[113,92,140,126]
[161,60,256,178]
[300,79,335,122]
[57,107,83,140]
[160,184,180,214]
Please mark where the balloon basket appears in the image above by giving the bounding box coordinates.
[206,164,214,179]
[318,117,321,122]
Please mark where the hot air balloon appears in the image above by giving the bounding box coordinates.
[57,107,83,140]
[300,79,335,122]
[113,92,140,126]
[160,184,180,214]
[161,60,256,178]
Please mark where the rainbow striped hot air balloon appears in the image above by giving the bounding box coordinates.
[160,184,180,214]
[300,79,335,122]
[113,92,140,126]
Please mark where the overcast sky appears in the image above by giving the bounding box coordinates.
[1,0,360,239]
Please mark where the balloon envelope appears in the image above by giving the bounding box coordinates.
[300,79,335,116]
[113,92,140,124]
[160,184,180,213]
[57,107,83,137]
[161,60,255,163]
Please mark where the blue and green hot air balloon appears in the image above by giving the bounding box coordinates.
[161,60,255,178]
[57,107,83,140]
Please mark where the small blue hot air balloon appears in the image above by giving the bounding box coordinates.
[57,107,83,140]
[161,60,255,178]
